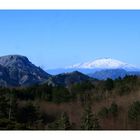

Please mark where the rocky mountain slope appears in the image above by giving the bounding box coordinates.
[0,55,51,87]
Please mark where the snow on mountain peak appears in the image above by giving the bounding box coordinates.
[66,58,138,70]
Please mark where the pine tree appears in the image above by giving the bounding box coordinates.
[128,101,140,129]
[109,102,118,117]
[81,104,100,130]
[8,95,18,121]
[48,112,71,130]
[105,78,114,91]
[57,112,71,130]
[0,94,9,119]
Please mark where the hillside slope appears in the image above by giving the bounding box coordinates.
[0,55,51,87]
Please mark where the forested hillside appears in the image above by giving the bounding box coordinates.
[0,75,140,130]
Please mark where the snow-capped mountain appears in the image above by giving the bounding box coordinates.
[66,58,139,71]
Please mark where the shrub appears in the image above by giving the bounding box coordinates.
[128,101,140,121]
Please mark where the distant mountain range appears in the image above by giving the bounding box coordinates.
[47,58,140,80]
[0,55,140,87]
[0,55,93,87]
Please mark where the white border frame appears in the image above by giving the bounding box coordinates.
[0,0,140,9]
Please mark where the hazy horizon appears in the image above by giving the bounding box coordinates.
[0,10,140,69]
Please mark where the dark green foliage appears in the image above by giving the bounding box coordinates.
[15,91,35,100]
[10,84,73,103]
[116,84,130,96]
[128,101,140,121]
[98,107,109,118]
[0,93,27,130]
[33,84,53,101]
[40,112,56,124]
[98,103,118,119]
[48,112,71,130]
[8,94,18,121]
[114,75,139,96]
[57,112,71,130]
[109,102,118,117]
[81,104,100,130]
[0,93,9,119]
[71,81,95,93]
[52,86,72,103]
[14,84,53,101]
[123,75,138,84]
[0,75,139,130]
[0,118,26,130]
[71,81,94,105]
[104,78,114,91]
[16,103,39,127]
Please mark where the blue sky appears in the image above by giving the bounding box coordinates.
[0,10,140,69]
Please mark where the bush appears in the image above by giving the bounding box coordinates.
[16,103,39,127]
[104,78,114,91]
[128,101,140,121]
[52,87,71,103]
[98,107,109,118]
[48,112,71,130]
[109,102,118,117]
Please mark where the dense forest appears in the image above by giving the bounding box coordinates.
[0,75,140,130]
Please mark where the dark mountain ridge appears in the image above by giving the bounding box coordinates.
[88,69,140,80]
[46,71,93,86]
[88,69,127,80]
[0,55,140,87]
[0,55,93,87]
